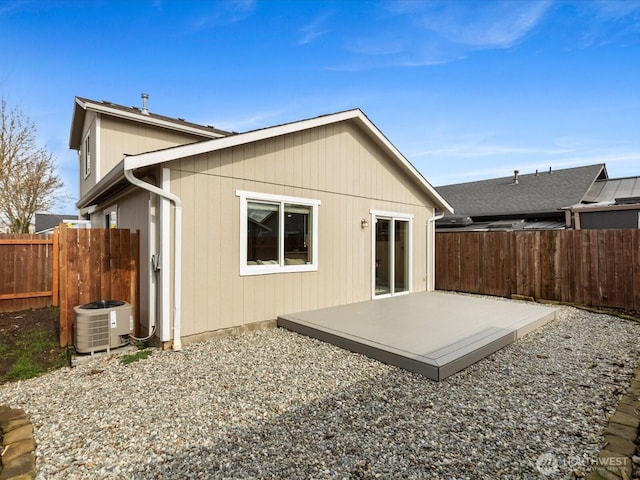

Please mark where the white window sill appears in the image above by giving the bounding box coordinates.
[240,264,318,276]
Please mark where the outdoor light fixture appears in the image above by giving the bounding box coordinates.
[361,218,369,229]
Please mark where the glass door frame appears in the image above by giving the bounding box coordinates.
[370,209,413,299]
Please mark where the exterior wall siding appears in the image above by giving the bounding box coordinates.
[109,187,154,334]
[79,111,97,200]
[80,115,207,202]
[169,120,434,338]
[99,116,205,179]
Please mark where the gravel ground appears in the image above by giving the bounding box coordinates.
[1,305,639,479]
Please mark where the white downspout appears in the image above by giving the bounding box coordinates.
[426,210,445,292]
[124,167,183,351]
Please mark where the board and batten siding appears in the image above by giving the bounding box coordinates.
[168,120,435,338]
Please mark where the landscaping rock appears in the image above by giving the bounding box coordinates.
[603,435,637,457]
[0,410,27,432]
[2,424,33,446]
[1,438,36,464]
[610,411,640,430]
[605,422,639,443]
[0,453,36,480]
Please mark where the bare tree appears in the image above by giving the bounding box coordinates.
[0,98,63,233]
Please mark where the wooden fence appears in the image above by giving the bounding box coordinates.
[58,227,140,347]
[436,229,640,312]
[0,226,139,347]
[0,233,58,313]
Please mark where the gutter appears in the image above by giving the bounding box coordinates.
[123,165,183,351]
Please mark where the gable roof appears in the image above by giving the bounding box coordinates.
[69,96,232,149]
[436,164,607,219]
[119,108,452,213]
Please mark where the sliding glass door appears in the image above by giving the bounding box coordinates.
[373,213,411,297]
[394,220,409,294]
[375,218,392,295]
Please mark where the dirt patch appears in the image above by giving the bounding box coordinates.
[0,307,68,383]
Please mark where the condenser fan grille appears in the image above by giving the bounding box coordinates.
[75,313,110,350]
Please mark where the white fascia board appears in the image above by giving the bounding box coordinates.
[81,100,226,140]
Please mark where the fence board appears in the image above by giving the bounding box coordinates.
[77,230,91,306]
[52,228,59,306]
[515,232,531,297]
[633,230,640,311]
[575,231,587,306]
[436,229,639,313]
[459,233,472,293]
[559,231,574,303]
[88,231,102,302]
[621,230,634,311]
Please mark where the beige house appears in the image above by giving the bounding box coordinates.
[69,96,453,349]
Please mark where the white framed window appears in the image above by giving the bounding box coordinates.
[236,190,320,276]
[83,133,91,178]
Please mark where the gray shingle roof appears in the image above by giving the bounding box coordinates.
[35,213,78,233]
[75,97,233,137]
[436,164,607,218]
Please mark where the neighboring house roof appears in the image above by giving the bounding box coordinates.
[69,96,233,149]
[436,164,607,219]
[77,108,453,214]
[34,213,78,233]
[436,218,566,232]
[581,176,640,204]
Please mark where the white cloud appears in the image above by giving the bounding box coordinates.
[337,0,552,70]
[299,11,333,45]
[574,0,640,47]
[588,0,640,20]
[188,0,256,31]
[388,0,552,49]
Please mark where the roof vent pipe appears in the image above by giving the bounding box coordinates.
[513,170,519,185]
[141,93,149,115]
[535,169,539,177]
[549,166,552,174]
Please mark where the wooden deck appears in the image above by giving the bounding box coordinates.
[277,291,557,381]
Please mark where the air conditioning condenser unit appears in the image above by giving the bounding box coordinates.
[74,300,133,354]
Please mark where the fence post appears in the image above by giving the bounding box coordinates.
[52,227,59,307]
[58,223,69,347]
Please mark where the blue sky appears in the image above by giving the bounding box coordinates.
[1,0,639,212]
